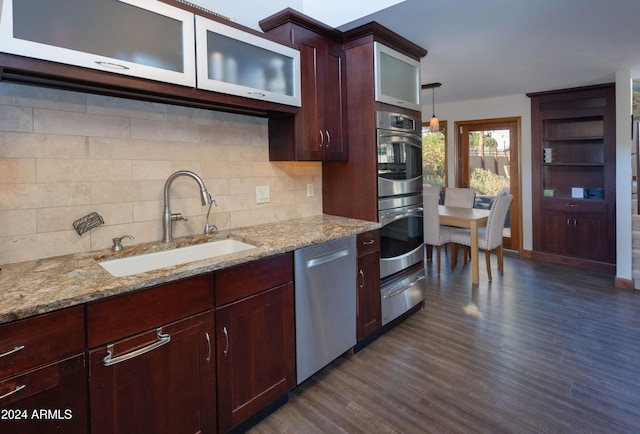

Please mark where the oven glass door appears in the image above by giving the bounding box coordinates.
[377,130,422,197]
[378,205,424,278]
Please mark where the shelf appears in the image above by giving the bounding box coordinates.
[543,162,604,167]
[543,136,604,142]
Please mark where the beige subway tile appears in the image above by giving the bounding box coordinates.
[36,159,132,183]
[0,230,91,265]
[86,94,167,121]
[0,83,86,112]
[130,118,199,143]
[89,137,173,161]
[133,200,162,223]
[131,161,174,181]
[34,109,130,138]
[0,159,36,183]
[0,132,90,159]
[0,183,91,210]
[91,180,163,204]
[230,207,277,229]
[0,210,36,237]
[0,105,33,133]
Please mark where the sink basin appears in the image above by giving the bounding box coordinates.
[98,239,256,277]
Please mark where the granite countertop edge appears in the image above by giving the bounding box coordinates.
[0,215,380,325]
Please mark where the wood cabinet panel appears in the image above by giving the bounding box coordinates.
[261,10,347,161]
[87,273,214,348]
[0,355,87,434]
[89,311,215,434]
[529,84,616,271]
[356,230,381,341]
[215,253,293,306]
[216,283,295,433]
[0,306,83,380]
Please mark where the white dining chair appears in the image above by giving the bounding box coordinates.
[450,194,513,281]
[444,187,476,208]
[423,193,464,274]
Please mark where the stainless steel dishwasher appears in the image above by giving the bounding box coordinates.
[294,236,356,384]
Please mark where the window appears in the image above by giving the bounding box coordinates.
[422,121,447,188]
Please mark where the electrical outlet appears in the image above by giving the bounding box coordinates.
[256,185,270,204]
[307,183,314,197]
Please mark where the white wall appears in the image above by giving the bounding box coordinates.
[423,94,533,251]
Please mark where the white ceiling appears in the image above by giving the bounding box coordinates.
[211,0,640,104]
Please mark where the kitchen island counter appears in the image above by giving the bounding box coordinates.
[0,214,379,325]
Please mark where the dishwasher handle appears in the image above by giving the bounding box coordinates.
[306,248,349,268]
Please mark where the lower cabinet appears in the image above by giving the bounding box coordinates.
[215,253,295,433]
[0,306,86,434]
[540,208,610,262]
[356,230,381,341]
[87,274,216,434]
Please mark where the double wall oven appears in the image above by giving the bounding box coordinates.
[376,111,426,325]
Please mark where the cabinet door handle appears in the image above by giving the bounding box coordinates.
[325,130,331,146]
[204,332,211,364]
[0,384,25,401]
[362,240,375,245]
[0,345,25,359]
[319,130,324,147]
[103,328,171,367]
[223,326,229,357]
[359,269,365,288]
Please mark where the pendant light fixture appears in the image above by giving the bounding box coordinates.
[422,82,442,133]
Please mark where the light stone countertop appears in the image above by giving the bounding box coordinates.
[0,214,380,325]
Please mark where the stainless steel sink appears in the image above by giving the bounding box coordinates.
[98,239,256,277]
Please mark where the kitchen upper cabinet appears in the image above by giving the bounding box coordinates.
[215,253,295,433]
[195,15,301,107]
[374,42,422,111]
[356,230,381,342]
[0,306,86,434]
[86,274,216,434]
[260,10,348,161]
[0,0,196,86]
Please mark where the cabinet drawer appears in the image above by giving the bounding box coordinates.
[0,306,84,380]
[540,198,607,214]
[87,273,214,348]
[357,230,380,256]
[215,253,293,306]
[0,354,87,433]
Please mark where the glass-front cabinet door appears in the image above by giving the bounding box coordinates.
[0,0,196,86]
[195,16,301,106]
[374,42,421,111]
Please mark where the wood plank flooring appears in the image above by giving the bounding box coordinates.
[248,253,640,433]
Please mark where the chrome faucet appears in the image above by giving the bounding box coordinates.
[162,170,213,243]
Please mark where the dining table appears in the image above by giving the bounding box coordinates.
[438,205,490,284]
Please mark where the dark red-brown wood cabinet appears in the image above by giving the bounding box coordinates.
[260,9,348,161]
[215,253,295,433]
[0,306,86,434]
[356,230,382,341]
[528,84,616,272]
[86,274,216,434]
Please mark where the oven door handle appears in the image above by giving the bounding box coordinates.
[379,207,423,225]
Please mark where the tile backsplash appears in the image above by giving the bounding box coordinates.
[0,83,322,265]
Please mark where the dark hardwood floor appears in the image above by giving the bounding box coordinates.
[249,252,640,433]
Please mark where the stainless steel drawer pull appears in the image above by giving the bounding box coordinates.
[0,345,25,359]
[103,328,171,367]
[0,384,25,400]
[359,269,365,288]
[205,332,211,364]
[223,326,229,357]
[362,240,375,245]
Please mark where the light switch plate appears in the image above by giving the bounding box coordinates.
[307,183,314,197]
[256,185,270,203]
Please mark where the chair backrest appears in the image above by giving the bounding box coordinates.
[422,192,441,245]
[444,187,475,208]
[482,194,513,250]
